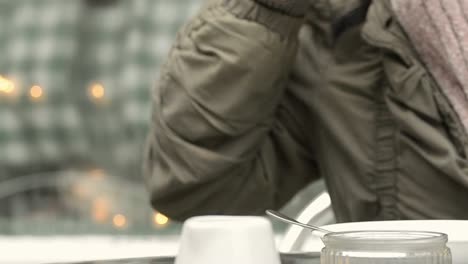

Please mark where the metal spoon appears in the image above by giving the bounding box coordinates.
[266,209,331,235]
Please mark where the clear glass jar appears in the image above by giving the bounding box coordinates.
[321,231,451,264]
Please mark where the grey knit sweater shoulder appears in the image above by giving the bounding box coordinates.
[392,0,468,134]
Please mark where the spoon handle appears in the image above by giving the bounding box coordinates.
[266,210,330,234]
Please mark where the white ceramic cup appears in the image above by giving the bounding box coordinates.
[175,215,281,264]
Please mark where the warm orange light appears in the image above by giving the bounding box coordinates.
[92,197,109,223]
[89,83,105,99]
[153,213,169,226]
[30,85,43,99]
[0,76,15,94]
[113,214,127,228]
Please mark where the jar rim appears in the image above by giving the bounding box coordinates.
[322,230,448,250]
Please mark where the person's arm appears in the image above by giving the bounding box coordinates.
[144,0,318,221]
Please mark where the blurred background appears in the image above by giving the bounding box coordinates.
[0,0,326,261]
[0,0,204,236]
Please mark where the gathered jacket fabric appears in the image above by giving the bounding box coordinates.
[144,0,468,222]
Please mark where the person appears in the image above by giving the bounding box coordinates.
[143,0,468,222]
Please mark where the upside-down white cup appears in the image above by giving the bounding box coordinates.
[175,216,281,264]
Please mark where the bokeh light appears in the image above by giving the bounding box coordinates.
[30,85,43,99]
[112,214,127,228]
[0,76,15,94]
[153,212,169,227]
[89,83,105,100]
[92,197,109,223]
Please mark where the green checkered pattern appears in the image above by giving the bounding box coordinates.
[0,0,201,178]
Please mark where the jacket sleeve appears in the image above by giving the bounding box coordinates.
[143,0,319,221]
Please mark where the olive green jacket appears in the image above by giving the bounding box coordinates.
[144,0,468,222]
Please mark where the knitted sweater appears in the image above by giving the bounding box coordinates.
[392,0,468,132]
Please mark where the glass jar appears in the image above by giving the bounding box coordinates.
[321,231,451,264]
